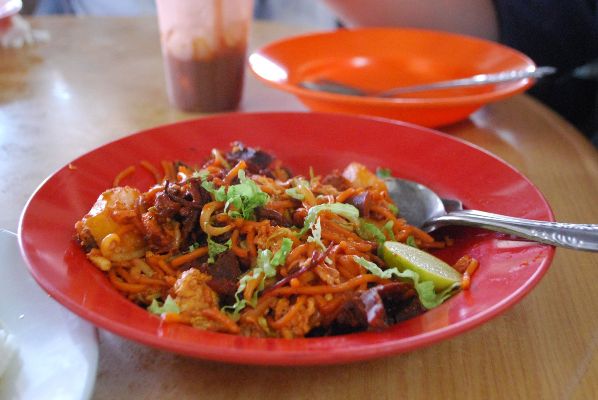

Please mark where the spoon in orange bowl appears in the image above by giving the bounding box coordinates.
[299,66,556,98]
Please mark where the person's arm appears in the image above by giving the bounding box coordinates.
[322,0,499,41]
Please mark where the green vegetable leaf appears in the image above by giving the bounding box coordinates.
[299,203,360,236]
[284,177,310,200]
[202,170,270,219]
[285,188,304,200]
[224,170,269,220]
[256,249,276,277]
[192,169,210,180]
[356,219,386,244]
[353,256,459,309]
[201,180,227,202]
[406,235,418,248]
[271,237,293,266]
[376,167,393,178]
[147,295,180,315]
[224,247,285,319]
[383,220,396,241]
[225,269,262,319]
[307,217,326,250]
[225,298,249,319]
[207,237,232,263]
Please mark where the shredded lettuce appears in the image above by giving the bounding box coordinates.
[147,295,180,315]
[307,217,326,250]
[192,169,210,180]
[271,237,293,266]
[256,249,276,277]
[356,219,386,244]
[285,188,304,200]
[224,170,269,220]
[201,169,269,219]
[406,235,418,248]
[201,180,227,201]
[285,177,311,200]
[225,267,266,318]
[383,220,396,241]
[207,237,231,263]
[352,256,459,309]
[376,167,393,178]
[374,167,399,215]
[299,203,360,235]
[225,240,292,319]
[257,316,272,335]
[309,166,315,183]
[298,177,311,188]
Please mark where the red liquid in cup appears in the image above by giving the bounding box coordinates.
[164,45,246,113]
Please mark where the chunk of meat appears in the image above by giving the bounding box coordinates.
[186,179,212,206]
[164,179,210,210]
[153,190,182,219]
[173,269,220,314]
[360,282,424,329]
[226,142,273,173]
[198,251,241,300]
[376,282,425,323]
[322,171,352,191]
[256,207,291,227]
[150,180,211,251]
[140,211,181,253]
[360,286,388,331]
[314,282,424,336]
[325,295,368,335]
[272,296,319,339]
[178,206,201,249]
[173,269,240,333]
[346,191,372,218]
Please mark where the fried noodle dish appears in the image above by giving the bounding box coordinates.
[75,142,478,338]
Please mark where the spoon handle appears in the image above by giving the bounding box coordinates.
[425,210,598,252]
[377,66,556,97]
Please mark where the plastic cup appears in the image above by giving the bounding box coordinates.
[156,0,254,112]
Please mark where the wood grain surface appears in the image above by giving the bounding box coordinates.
[1,16,597,400]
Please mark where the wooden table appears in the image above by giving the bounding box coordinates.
[2,16,598,400]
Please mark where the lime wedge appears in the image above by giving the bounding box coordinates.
[381,241,462,290]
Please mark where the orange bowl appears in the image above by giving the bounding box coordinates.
[249,28,537,127]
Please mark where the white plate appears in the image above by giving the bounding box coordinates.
[0,230,98,400]
[0,0,22,19]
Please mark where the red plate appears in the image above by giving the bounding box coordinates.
[19,112,554,365]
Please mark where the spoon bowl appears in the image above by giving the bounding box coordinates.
[383,178,446,228]
[385,177,598,252]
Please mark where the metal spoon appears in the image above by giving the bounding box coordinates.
[384,177,598,252]
[299,66,556,98]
